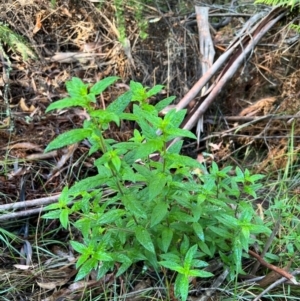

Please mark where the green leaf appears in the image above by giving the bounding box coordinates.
[43,203,61,211]
[175,274,189,301]
[107,91,133,115]
[70,241,88,254]
[144,249,159,270]
[135,226,155,253]
[184,245,197,269]
[133,139,163,160]
[150,201,168,227]
[46,97,87,113]
[146,85,164,98]
[97,209,126,225]
[248,173,265,182]
[59,209,69,229]
[164,127,196,140]
[94,251,113,261]
[90,110,120,126]
[66,77,88,98]
[155,96,176,112]
[115,258,132,277]
[90,76,119,95]
[193,223,205,241]
[97,262,113,280]
[75,258,97,281]
[160,253,180,263]
[42,210,61,219]
[76,253,90,268]
[159,261,183,273]
[180,235,190,255]
[249,224,271,234]
[166,153,202,169]
[69,174,108,195]
[111,153,122,172]
[188,269,213,278]
[240,228,250,252]
[167,139,183,154]
[192,259,209,269]
[215,214,239,227]
[170,211,194,223]
[164,108,186,128]
[198,241,213,257]
[74,218,92,239]
[130,81,147,102]
[235,166,244,182]
[209,226,231,239]
[233,238,243,273]
[122,193,147,219]
[133,104,160,125]
[45,129,92,152]
[161,227,173,253]
[148,172,168,201]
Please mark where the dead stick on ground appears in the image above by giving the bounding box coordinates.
[248,250,297,284]
[0,194,60,212]
[251,218,281,275]
[253,269,300,301]
[182,9,287,132]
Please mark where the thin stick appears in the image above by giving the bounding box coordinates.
[248,250,297,284]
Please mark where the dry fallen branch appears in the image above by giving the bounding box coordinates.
[195,268,229,301]
[253,269,300,301]
[195,6,215,137]
[248,250,297,284]
[0,194,61,213]
[182,7,287,132]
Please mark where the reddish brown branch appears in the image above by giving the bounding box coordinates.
[248,250,297,284]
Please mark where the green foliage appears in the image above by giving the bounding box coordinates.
[255,0,299,9]
[114,0,148,41]
[0,23,36,61]
[43,76,270,300]
[255,0,300,32]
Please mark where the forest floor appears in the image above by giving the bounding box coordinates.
[1,0,300,300]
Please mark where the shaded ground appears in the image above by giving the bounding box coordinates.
[1,0,300,300]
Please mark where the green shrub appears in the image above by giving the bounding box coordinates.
[43,77,270,301]
[255,0,300,32]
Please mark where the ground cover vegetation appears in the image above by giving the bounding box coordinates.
[0,0,300,300]
[42,76,269,301]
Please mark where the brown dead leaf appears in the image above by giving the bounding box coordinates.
[209,142,222,151]
[36,267,77,289]
[5,142,43,152]
[0,117,10,128]
[13,264,32,270]
[239,97,276,117]
[36,281,58,290]
[61,7,72,18]
[26,150,58,160]
[33,12,43,35]
[47,143,78,178]
[19,97,36,112]
[47,52,105,63]
[197,153,205,164]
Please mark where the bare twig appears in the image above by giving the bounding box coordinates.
[205,114,300,122]
[195,268,229,301]
[248,250,297,284]
[251,218,281,275]
[0,194,60,212]
[182,8,286,132]
[253,269,300,301]
[195,6,215,138]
